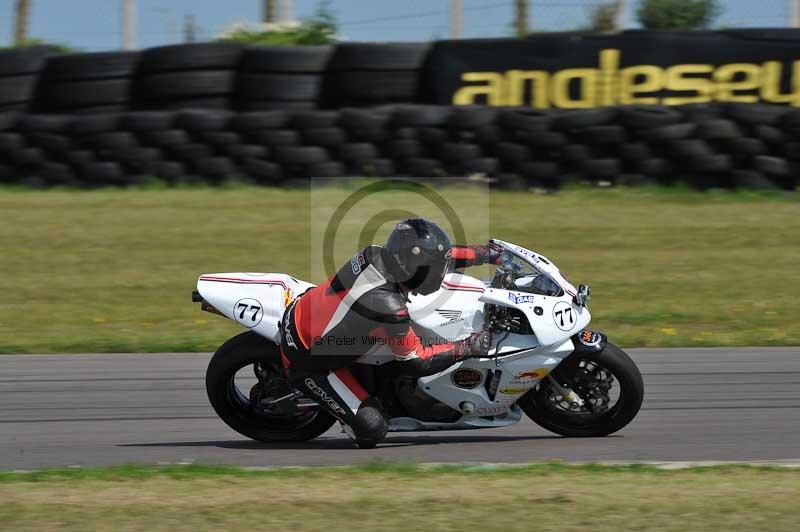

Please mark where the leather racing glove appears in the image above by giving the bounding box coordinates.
[476,242,503,266]
[456,330,493,359]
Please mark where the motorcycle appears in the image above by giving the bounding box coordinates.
[193,238,644,445]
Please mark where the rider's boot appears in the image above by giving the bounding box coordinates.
[341,397,388,449]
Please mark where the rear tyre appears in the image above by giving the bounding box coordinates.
[206,331,335,442]
[519,342,643,437]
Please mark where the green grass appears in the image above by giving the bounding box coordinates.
[0,183,797,353]
[0,463,798,531]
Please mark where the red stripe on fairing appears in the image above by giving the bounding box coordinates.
[199,276,288,289]
[441,280,485,293]
[332,368,369,401]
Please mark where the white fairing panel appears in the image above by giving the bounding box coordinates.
[197,273,314,343]
[356,272,487,366]
[417,338,574,419]
[479,287,590,347]
[406,272,486,341]
[407,267,589,349]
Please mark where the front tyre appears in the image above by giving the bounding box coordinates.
[518,342,644,437]
[206,331,335,442]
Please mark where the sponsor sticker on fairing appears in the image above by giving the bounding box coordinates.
[578,329,602,347]
[436,309,463,326]
[476,406,507,416]
[452,368,483,389]
[508,292,535,305]
[513,368,550,380]
[499,387,529,395]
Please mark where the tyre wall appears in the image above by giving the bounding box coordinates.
[2,103,797,190]
[0,36,798,190]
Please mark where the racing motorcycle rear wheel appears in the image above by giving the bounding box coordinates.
[518,342,643,437]
[206,331,336,442]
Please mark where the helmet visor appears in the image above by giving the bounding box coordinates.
[405,250,452,295]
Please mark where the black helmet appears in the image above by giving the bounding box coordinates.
[384,218,453,295]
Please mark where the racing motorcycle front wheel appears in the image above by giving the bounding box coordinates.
[206,331,336,442]
[518,342,644,437]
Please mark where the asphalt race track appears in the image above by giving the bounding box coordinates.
[1,348,799,470]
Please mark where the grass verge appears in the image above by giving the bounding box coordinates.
[0,183,798,352]
[0,463,798,531]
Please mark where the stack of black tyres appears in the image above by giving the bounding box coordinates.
[3,114,69,185]
[35,51,140,114]
[493,108,563,188]
[336,107,395,177]
[231,110,292,182]
[238,46,332,111]
[77,112,166,185]
[323,43,429,107]
[0,46,56,113]
[554,107,627,188]
[125,110,187,182]
[1,102,798,190]
[445,106,501,177]
[171,109,238,182]
[387,105,449,178]
[279,109,338,177]
[586,103,795,189]
[135,43,243,110]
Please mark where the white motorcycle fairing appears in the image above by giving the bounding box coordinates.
[195,239,591,432]
[196,273,313,344]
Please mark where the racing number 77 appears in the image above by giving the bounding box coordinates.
[237,303,261,321]
[555,307,573,327]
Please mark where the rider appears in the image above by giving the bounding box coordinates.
[279,218,502,447]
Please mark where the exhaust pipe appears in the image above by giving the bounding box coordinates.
[191,290,223,316]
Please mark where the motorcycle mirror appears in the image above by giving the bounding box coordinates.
[574,284,591,306]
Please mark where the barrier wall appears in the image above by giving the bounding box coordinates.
[0,103,797,190]
[6,31,800,114]
[0,42,427,114]
[427,30,800,109]
[0,34,799,190]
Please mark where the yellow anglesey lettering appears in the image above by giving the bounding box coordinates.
[760,61,800,105]
[506,69,550,108]
[453,72,505,106]
[713,63,761,103]
[662,64,714,105]
[551,68,598,109]
[619,65,662,105]
[451,48,800,108]
[597,48,620,107]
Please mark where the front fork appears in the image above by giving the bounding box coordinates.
[545,329,608,407]
[546,375,585,407]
